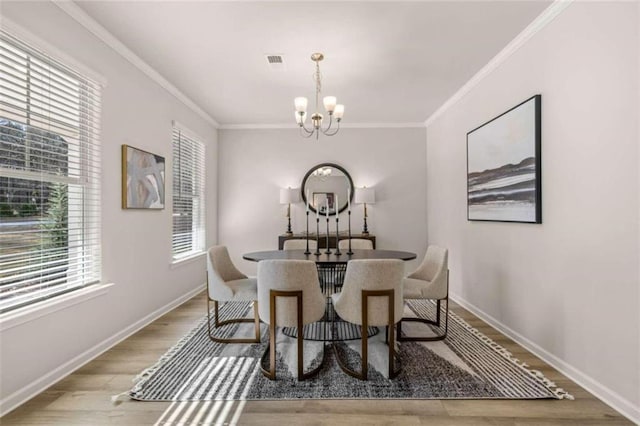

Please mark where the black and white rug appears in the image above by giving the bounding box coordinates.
[125,300,572,401]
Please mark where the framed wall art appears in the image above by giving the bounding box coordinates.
[313,192,335,214]
[122,144,165,209]
[467,95,541,223]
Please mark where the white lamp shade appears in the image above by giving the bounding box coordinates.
[294,97,308,112]
[323,96,337,112]
[354,187,375,204]
[334,104,344,119]
[280,187,301,204]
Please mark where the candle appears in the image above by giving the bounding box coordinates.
[335,195,339,216]
[325,198,329,218]
[316,203,319,220]
[306,189,309,213]
[347,187,351,212]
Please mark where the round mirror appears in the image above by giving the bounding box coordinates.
[301,163,354,215]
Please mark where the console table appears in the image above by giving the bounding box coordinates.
[278,233,376,250]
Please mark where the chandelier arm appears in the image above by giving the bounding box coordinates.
[299,121,315,135]
[323,120,341,136]
[321,113,334,134]
[299,125,315,138]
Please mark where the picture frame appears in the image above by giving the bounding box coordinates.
[313,192,335,214]
[122,144,166,209]
[467,95,541,223]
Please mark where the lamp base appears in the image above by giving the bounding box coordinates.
[285,231,293,236]
[361,231,370,236]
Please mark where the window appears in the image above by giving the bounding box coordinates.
[171,124,205,261]
[0,30,102,313]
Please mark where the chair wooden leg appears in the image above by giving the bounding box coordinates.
[260,290,325,381]
[334,289,401,380]
[397,297,449,342]
[269,294,277,378]
[207,298,262,344]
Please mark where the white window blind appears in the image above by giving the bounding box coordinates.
[172,125,205,261]
[0,30,102,313]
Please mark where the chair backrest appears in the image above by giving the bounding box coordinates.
[335,259,404,326]
[338,238,373,250]
[408,245,448,299]
[207,246,247,301]
[283,239,318,250]
[257,260,325,327]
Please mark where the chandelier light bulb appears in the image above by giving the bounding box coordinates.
[294,97,308,112]
[323,96,337,113]
[334,104,345,120]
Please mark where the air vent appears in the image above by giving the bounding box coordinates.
[265,54,286,71]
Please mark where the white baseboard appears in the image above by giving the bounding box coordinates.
[0,285,205,417]
[451,292,640,424]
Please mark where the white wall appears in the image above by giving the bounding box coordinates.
[425,2,639,420]
[218,127,427,275]
[0,2,218,412]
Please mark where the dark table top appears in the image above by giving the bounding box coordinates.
[243,249,417,264]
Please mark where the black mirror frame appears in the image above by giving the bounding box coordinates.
[300,162,354,215]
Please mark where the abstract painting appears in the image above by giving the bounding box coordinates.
[467,95,541,223]
[122,145,165,209]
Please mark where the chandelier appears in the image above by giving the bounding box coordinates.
[294,53,344,139]
[312,166,332,180]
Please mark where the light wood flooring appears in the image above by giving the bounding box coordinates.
[1,291,632,425]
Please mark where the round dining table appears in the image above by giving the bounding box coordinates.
[243,248,417,263]
[243,248,417,341]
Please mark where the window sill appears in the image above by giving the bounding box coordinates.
[171,251,206,269]
[0,283,114,332]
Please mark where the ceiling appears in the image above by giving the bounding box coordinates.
[75,1,551,127]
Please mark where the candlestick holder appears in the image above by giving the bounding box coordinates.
[362,203,370,235]
[314,218,321,256]
[334,215,342,255]
[324,217,332,254]
[347,210,353,255]
[304,211,311,255]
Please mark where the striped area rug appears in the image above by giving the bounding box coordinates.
[126,300,572,401]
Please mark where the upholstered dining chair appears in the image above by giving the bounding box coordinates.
[282,239,317,250]
[206,246,261,344]
[397,245,449,342]
[338,238,373,250]
[257,259,327,380]
[331,259,404,380]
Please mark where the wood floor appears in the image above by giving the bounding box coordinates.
[1,291,632,425]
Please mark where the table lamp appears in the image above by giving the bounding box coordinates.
[280,187,301,235]
[354,186,375,235]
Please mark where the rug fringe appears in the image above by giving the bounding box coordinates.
[449,309,574,400]
[110,391,130,405]
[129,313,212,397]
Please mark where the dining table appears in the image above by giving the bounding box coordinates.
[243,248,417,341]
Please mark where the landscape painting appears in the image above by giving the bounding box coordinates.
[122,145,165,209]
[467,95,541,223]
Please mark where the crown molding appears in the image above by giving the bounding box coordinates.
[219,122,426,130]
[1,18,107,87]
[424,0,573,128]
[53,0,219,129]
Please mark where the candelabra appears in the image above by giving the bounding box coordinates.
[334,214,342,255]
[314,217,321,256]
[324,216,332,255]
[347,210,353,255]
[304,210,311,255]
